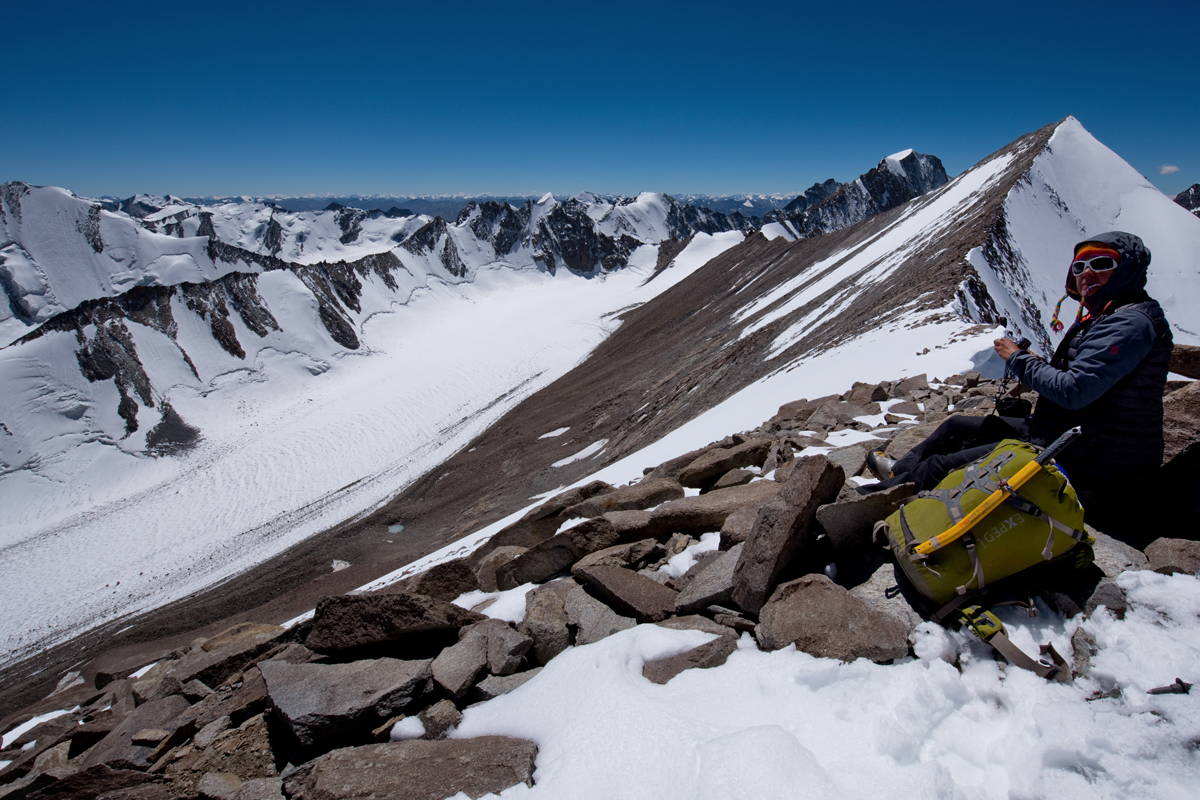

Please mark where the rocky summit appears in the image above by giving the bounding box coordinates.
[2,361,1196,799]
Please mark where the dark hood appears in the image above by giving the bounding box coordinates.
[1065,230,1151,308]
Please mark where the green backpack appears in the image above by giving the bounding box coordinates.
[876,433,1092,680]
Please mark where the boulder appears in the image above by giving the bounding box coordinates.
[650,480,782,536]
[560,579,636,644]
[417,700,462,740]
[259,658,432,749]
[825,444,869,478]
[430,632,488,698]
[1145,537,1200,575]
[1162,381,1200,462]
[470,481,615,560]
[573,565,679,622]
[644,443,726,480]
[674,545,743,614]
[1088,527,1149,577]
[678,439,773,488]
[771,395,838,424]
[474,546,528,592]
[712,468,756,490]
[235,777,285,800]
[731,456,844,613]
[756,575,910,662]
[77,695,191,770]
[282,738,538,800]
[165,714,277,790]
[495,518,622,589]
[564,477,684,517]
[517,583,572,665]
[197,772,243,800]
[475,668,543,700]
[573,539,662,573]
[884,420,940,460]
[0,765,163,800]
[846,381,888,404]
[719,506,759,548]
[1084,578,1129,619]
[167,624,285,689]
[1169,343,1200,379]
[394,558,479,601]
[847,563,922,629]
[888,400,921,415]
[642,635,738,685]
[816,483,916,555]
[654,615,737,637]
[304,592,483,656]
[181,666,269,731]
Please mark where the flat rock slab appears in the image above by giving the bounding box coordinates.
[496,518,622,590]
[305,592,484,656]
[642,635,738,684]
[1145,537,1200,575]
[574,565,679,622]
[259,658,431,748]
[674,545,743,614]
[283,737,538,800]
[475,668,543,700]
[756,575,910,663]
[573,539,662,573]
[167,623,285,688]
[651,480,782,535]
[78,695,191,769]
[565,477,684,517]
[678,439,772,488]
[884,420,941,460]
[1088,526,1149,577]
[394,558,479,601]
[847,563,922,630]
[731,456,844,613]
[816,483,916,554]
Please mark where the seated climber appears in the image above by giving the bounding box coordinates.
[862,231,1173,545]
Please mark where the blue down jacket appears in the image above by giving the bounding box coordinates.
[1008,232,1173,488]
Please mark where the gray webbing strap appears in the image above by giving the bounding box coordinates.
[986,631,1072,683]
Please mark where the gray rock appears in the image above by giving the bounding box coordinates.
[394,557,479,601]
[574,565,679,622]
[167,623,285,689]
[1162,381,1200,461]
[481,620,533,675]
[756,575,910,662]
[654,615,737,637]
[78,695,191,769]
[712,468,756,490]
[825,444,870,479]
[674,545,743,614]
[846,381,888,404]
[885,420,941,460]
[166,714,277,785]
[719,505,759,548]
[194,716,233,749]
[418,700,462,740]
[651,481,782,536]
[573,539,662,573]
[678,439,773,488]
[198,771,243,800]
[235,777,285,800]
[731,456,844,613]
[565,477,684,517]
[771,395,838,425]
[1145,537,1200,575]
[1084,578,1129,619]
[1071,628,1099,677]
[518,582,572,665]
[496,518,622,589]
[1089,527,1149,577]
[816,483,916,555]
[475,668,543,700]
[430,632,489,698]
[470,481,615,560]
[642,635,738,684]
[893,374,929,397]
[474,546,527,592]
[560,579,636,645]
[848,563,922,629]
[282,738,538,800]
[305,592,484,655]
[259,658,432,748]
[888,400,922,415]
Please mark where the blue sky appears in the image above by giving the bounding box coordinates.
[2,0,1196,198]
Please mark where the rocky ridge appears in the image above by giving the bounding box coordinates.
[2,362,1196,800]
[1175,183,1200,217]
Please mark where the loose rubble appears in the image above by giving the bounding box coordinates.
[1,370,1195,799]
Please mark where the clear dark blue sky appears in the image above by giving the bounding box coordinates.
[3,0,1195,198]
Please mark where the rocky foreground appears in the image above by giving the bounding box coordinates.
[1,355,1198,800]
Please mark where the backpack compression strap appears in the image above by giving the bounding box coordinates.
[958,606,1072,683]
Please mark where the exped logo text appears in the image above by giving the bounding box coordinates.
[981,512,1024,545]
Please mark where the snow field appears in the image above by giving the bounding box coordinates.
[0,233,743,665]
[447,570,1200,800]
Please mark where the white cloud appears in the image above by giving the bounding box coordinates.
[1159,164,1181,175]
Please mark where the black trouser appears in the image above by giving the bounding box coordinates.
[866,414,1029,492]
